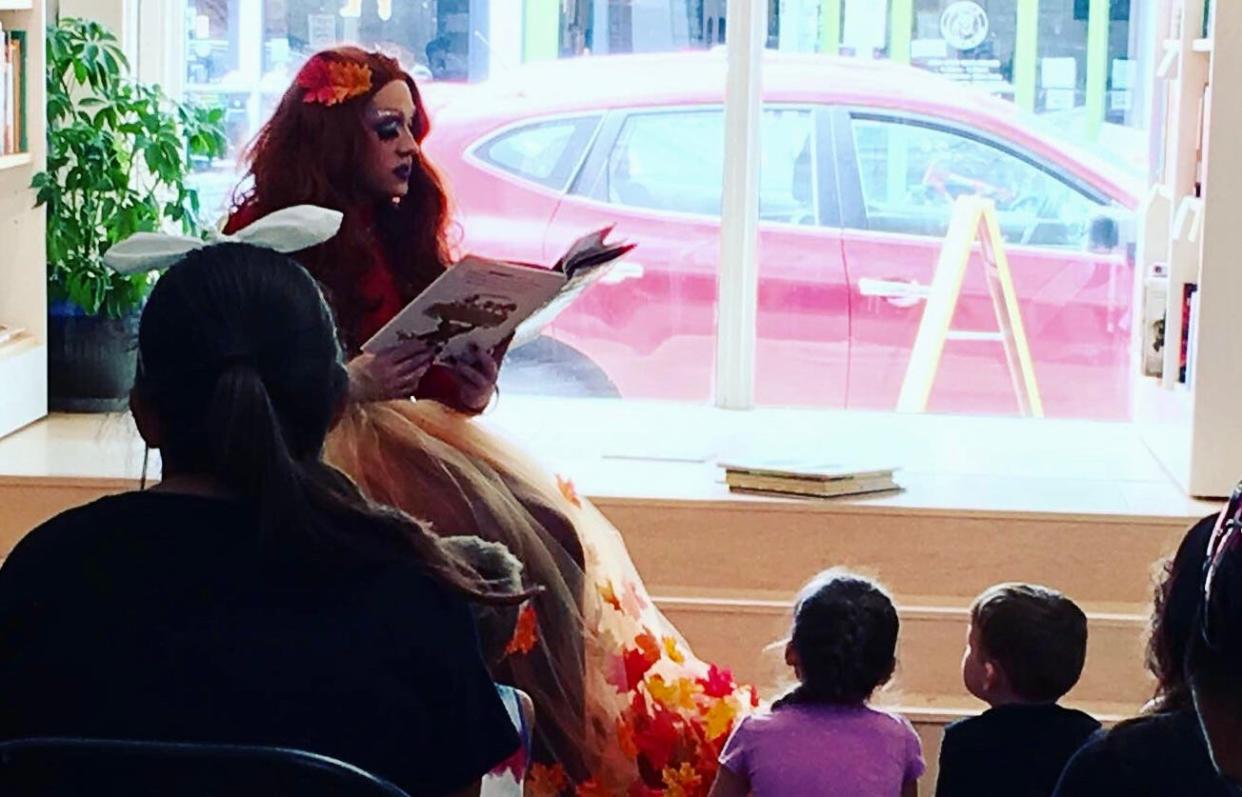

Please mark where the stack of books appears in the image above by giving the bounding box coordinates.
[721,459,900,500]
[0,25,26,156]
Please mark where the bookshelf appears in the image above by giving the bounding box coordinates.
[1136,0,1242,497]
[0,0,44,439]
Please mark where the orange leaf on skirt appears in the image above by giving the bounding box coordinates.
[505,603,539,656]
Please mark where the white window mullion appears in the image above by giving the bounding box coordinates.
[714,0,766,410]
[136,0,186,96]
[238,0,263,143]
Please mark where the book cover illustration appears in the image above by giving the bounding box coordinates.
[409,293,520,350]
[363,226,634,360]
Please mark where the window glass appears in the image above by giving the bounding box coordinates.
[176,0,1152,421]
[182,0,729,406]
[476,117,599,190]
[596,108,815,224]
[603,110,724,216]
[851,116,1099,247]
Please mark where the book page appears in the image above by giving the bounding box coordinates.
[363,257,565,358]
[554,225,615,273]
[512,242,636,348]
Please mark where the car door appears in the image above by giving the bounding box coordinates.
[541,104,850,407]
[833,109,1132,420]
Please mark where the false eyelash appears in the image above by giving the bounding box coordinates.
[374,120,402,141]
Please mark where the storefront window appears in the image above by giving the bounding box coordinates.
[1035,0,1089,114]
[179,0,1152,420]
[752,0,1145,420]
[910,0,1018,102]
[183,0,725,404]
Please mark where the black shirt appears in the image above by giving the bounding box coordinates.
[1053,709,1236,797]
[0,492,519,796]
[936,703,1101,797]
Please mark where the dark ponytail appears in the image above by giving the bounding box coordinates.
[135,242,528,605]
[773,569,899,709]
[205,363,307,537]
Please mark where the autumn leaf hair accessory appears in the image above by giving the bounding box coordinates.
[297,54,373,107]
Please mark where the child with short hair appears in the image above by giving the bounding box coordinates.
[441,536,536,797]
[937,583,1100,797]
[708,569,924,797]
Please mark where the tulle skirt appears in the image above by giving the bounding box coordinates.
[325,399,756,795]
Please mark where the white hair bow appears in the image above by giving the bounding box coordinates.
[102,204,345,275]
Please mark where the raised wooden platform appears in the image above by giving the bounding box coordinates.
[0,401,1219,793]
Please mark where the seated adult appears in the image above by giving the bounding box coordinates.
[0,242,523,796]
[1189,489,1242,786]
[1053,515,1234,796]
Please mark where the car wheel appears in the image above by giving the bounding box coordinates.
[500,336,622,398]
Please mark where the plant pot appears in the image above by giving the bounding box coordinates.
[47,301,140,413]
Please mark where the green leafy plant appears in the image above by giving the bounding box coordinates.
[31,17,229,318]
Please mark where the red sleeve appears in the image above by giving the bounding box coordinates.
[221,203,263,235]
[415,364,480,415]
[414,335,510,416]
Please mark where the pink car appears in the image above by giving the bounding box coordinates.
[422,51,1140,420]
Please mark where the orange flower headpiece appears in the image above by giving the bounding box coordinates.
[297,54,372,107]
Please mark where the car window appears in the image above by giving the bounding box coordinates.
[849,115,1101,248]
[476,116,600,191]
[591,107,816,225]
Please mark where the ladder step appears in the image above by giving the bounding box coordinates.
[946,330,1005,342]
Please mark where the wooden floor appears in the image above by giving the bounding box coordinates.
[0,400,1221,794]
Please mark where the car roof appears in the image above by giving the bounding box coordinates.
[423,51,1140,204]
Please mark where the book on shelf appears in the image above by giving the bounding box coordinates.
[1,25,26,156]
[1179,282,1198,384]
[1182,282,1200,386]
[1140,263,1168,379]
[363,226,635,361]
[720,459,901,500]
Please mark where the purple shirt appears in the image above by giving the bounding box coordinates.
[719,704,925,796]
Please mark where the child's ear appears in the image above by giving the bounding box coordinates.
[784,641,798,669]
[983,660,1001,692]
[130,387,164,450]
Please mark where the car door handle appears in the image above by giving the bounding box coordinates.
[858,278,930,308]
[599,261,646,285]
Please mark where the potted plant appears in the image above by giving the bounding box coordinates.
[31,17,227,411]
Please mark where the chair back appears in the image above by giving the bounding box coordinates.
[0,737,412,797]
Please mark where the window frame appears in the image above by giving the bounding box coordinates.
[465,112,605,195]
[830,106,1111,240]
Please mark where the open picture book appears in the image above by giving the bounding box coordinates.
[363,226,635,359]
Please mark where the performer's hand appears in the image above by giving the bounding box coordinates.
[348,340,436,402]
[445,342,500,413]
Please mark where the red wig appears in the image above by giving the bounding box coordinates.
[233,47,455,351]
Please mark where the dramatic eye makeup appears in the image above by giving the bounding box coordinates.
[374,117,402,141]
[368,109,419,143]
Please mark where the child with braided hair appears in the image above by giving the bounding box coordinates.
[708,569,924,797]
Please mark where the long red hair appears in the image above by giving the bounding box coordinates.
[233,47,454,351]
